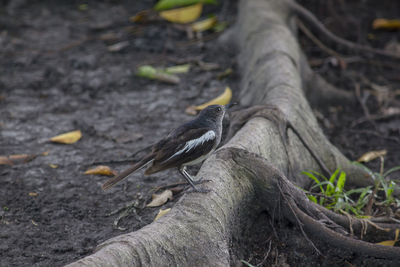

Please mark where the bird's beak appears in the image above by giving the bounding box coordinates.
[225,102,237,109]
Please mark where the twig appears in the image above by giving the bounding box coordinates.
[287,0,400,61]
[353,83,377,129]
[256,239,272,267]
[297,18,345,67]
[347,129,400,144]
[351,112,400,128]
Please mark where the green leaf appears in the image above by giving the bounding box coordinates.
[307,194,318,203]
[154,0,217,11]
[327,169,340,195]
[336,171,346,194]
[136,65,180,84]
[309,170,328,181]
[241,260,255,267]
[164,64,191,74]
[302,171,324,193]
[385,181,396,199]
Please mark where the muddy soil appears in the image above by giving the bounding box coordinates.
[0,0,399,266]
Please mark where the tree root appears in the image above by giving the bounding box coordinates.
[285,0,400,61]
[229,148,400,260]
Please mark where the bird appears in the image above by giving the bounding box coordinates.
[102,104,233,193]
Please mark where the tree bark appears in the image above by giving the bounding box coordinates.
[67,0,400,266]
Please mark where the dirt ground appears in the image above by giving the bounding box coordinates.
[0,1,399,266]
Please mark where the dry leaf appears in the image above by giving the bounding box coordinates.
[50,130,82,144]
[28,192,38,197]
[191,16,217,32]
[31,220,38,226]
[159,3,202,24]
[130,10,152,23]
[197,61,219,71]
[383,107,400,116]
[376,229,399,246]
[357,150,387,163]
[49,164,58,169]
[185,86,232,115]
[108,41,130,52]
[146,190,173,207]
[154,208,171,221]
[0,154,38,165]
[373,18,400,30]
[84,165,117,176]
[0,156,13,165]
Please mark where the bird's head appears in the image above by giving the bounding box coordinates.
[197,103,236,123]
[198,104,225,120]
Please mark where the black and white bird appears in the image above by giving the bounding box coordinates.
[102,104,231,192]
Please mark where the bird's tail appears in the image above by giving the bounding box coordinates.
[101,155,154,191]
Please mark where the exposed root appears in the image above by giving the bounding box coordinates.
[228,106,331,177]
[229,148,400,260]
[286,0,400,61]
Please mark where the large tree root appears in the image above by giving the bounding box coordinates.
[68,0,400,265]
[229,148,400,260]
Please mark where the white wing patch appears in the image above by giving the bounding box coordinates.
[165,130,215,162]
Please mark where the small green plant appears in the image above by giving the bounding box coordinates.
[353,160,400,213]
[302,162,400,217]
[302,169,372,216]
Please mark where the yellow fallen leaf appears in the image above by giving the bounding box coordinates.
[154,208,171,221]
[31,220,38,226]
[376,229,399,246]
[29,192,38,197]
[0,154,38,165]
[0,156,13,165]
[84,165,117,176]
[357,150,387,163]
[50,130,82,144]
[49,164,58,169]
[191,16,217,32]
[185,86,232,115]
[159,3,202,24]
[9,154,31,160]
[146,190,173,207]
[373,19,400,30]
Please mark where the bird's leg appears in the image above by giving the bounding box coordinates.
[179,166,210,193]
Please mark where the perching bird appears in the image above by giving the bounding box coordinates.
[102,104,232,192]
